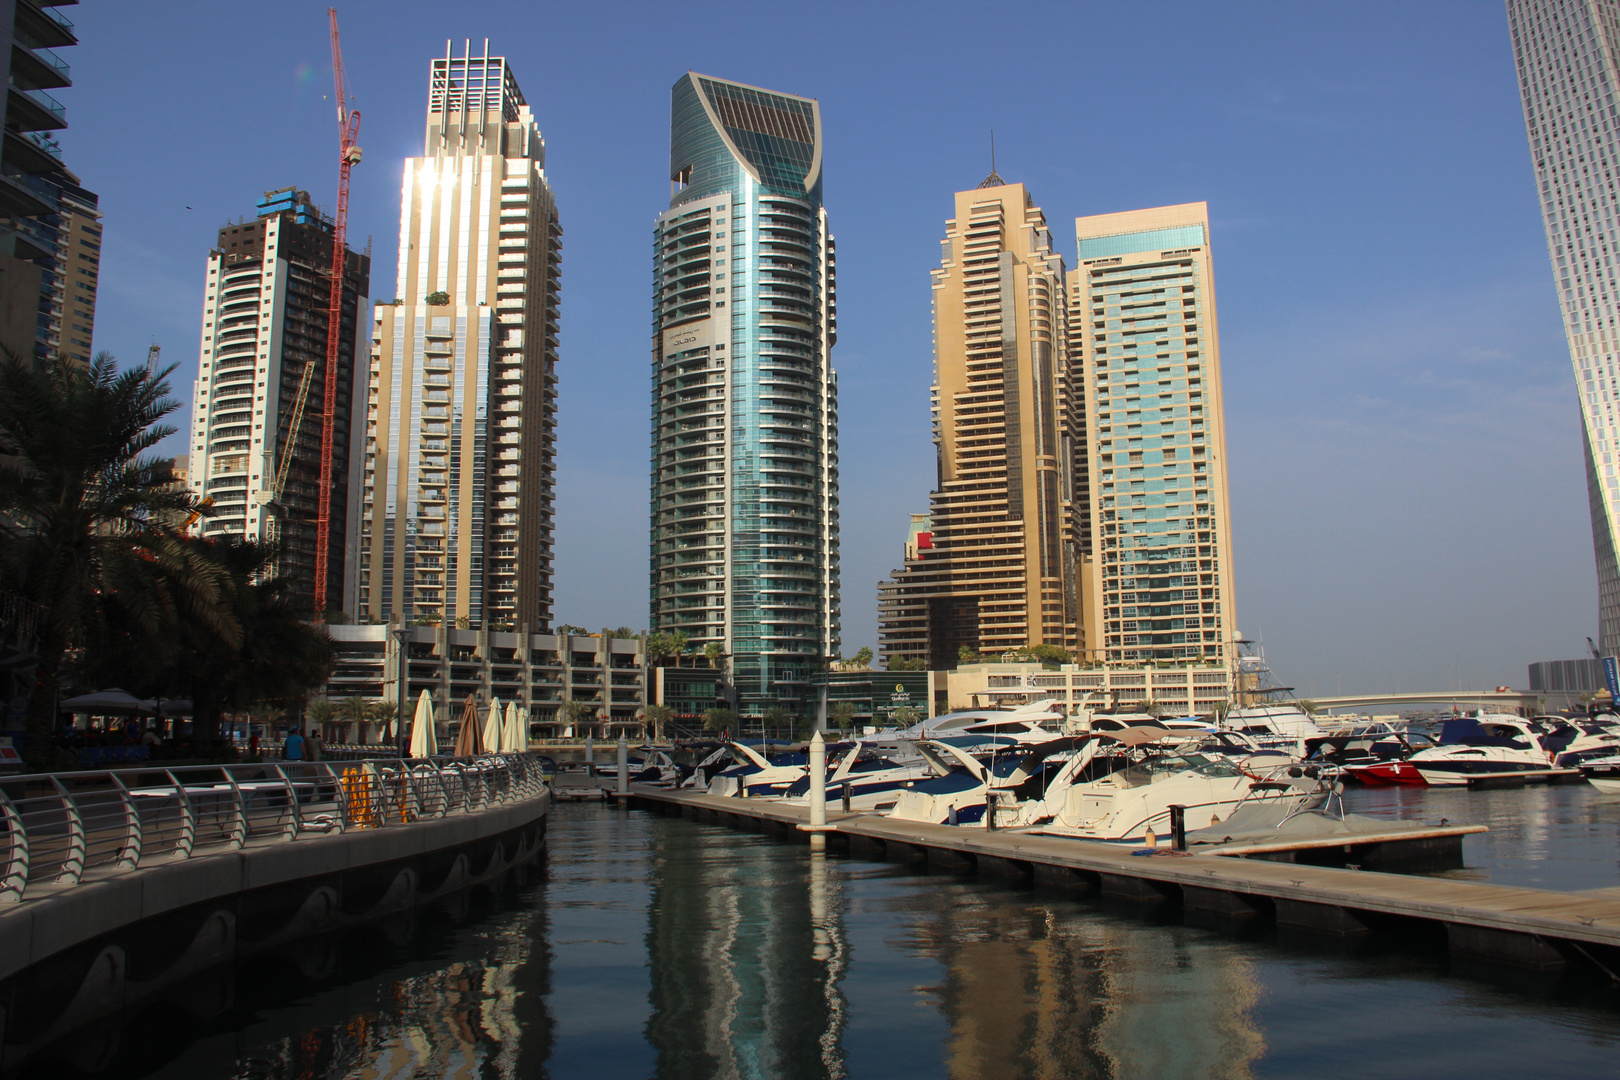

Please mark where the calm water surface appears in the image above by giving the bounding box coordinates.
[41,799,1620,1080]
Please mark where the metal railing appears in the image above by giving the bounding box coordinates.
[0,753,548,903]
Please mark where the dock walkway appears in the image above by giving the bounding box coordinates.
[627,785,1620,972]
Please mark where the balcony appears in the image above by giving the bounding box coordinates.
[13,2,76,51]
[10,43,69,91]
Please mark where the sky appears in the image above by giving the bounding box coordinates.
[62,1,1587,697]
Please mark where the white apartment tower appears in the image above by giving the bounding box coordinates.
[187,187,370,613]
[359,44,561,631]
[1509,0,1620,650]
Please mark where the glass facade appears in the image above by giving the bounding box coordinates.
[651,74,839,720]
[1075,209,1234,665]
[1509,0,1620,651]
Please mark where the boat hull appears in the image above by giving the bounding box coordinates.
[1345,761,1427,787]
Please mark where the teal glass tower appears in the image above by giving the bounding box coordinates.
[650,74,840,720]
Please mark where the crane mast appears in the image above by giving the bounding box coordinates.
[316,6,361,615]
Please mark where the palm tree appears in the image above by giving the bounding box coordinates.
[641,703,674,742]
[564,700,597,737]
[762,705,791,740]
[704,642,726,670]
[852,646,873,668]
[0,354,237,754]
[156,537,334,741]
[829,700,857,734]
[702,706,735,736]
[337,695,372,744]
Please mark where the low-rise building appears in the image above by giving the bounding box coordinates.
[324,625,645,741]
[935,661,1232,716]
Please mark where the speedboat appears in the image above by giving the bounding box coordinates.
[1407,715,1557,786]
[705,741,809,797]
[887,735,1099,825]
[778,742,940,811]
[1031,750,1334,842]
[1576,751,1620,792]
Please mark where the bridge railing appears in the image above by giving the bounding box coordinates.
[0,753,548,903]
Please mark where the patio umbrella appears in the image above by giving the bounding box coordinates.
[59,689,152,714]
[451,694,483,757]
[408,689,437,759]
[483,695,504,753]
[504,699,525,753]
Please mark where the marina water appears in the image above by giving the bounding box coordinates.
[37,791,1620,1079]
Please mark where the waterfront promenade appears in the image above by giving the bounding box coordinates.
[629,784,1620,972]
[0,754,550,1072]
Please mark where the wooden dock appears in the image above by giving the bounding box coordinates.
[626,785,1620,974]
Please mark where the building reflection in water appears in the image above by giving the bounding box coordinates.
[644,831,849,1080]
[918,890,1265,1080]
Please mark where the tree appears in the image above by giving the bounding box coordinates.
[702,706,735,735]
[762,706,792,739]
[564,700,597,735]
[1029,644,1069,665]
[306,698,337,734]
[609,627,637,640]
[0,354,238,756]
[891,705,921,727]
[425,290,451,306]
[1295,699,1319,715]
[852,646,874,668]
[958,645,981,665]
[704,642,726,670]
[642,703,674,742]
[829,700,857,733]
[669,630,690,665]
[888,656,927,672]
[371,700,398,744]
[156,537,335,741]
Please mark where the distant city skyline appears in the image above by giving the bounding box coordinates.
[65,2,1592,696]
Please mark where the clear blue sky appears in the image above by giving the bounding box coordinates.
[68,1,1582,696]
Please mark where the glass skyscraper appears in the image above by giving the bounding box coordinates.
[650,73,840,720]
[1509,0,1620,651]
[1071,204,1234,665]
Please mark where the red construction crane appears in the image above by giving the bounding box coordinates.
[316,6,361,615]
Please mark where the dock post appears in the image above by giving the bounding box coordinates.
[985,791,998,831]
[616,735,629,802]
[841,781,851,813]
[808,730,827,851]
[1170,804,1186,851]
[585,733,594,767]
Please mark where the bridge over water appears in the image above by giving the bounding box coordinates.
[1304,690,1541,712]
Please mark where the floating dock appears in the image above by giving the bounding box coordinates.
[627,785,1620,974]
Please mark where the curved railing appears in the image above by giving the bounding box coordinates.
[0,754,549,903]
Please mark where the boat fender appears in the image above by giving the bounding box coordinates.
[1144,826,1158,849]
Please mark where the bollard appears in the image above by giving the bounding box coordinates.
[585,733,595,768]
[841,781,852,813]
[808,731,826,851]
[1169,803,1186,851]
[985,790,997,831]
[617,734,629,799]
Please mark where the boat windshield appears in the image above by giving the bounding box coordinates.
[1113,753,1238,786]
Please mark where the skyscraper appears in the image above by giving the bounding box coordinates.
[1508,0,1620,651]
[186,187,370,612]
[1072,203,1234,665]
[649,73,840,719]
[877,179,1073,670]
[359,44,561,632]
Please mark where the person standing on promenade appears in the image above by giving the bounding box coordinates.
[283,727,305,762]
[307,727,323,761]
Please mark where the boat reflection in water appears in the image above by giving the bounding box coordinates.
[43,803,1620,1079]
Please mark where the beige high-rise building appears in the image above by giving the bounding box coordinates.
[878,178,1073,669]
[1070,202,1234,665]
[358,43,561,631]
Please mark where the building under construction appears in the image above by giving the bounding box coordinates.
[185,187,371,612]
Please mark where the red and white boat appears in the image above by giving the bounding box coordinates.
[1344,758,1428,787]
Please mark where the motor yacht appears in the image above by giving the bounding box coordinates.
[887,734,1100,826]
[1407,715,1559,786]
[1221,703,1326,751]
[704,741,809,797]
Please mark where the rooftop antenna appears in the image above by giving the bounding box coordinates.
[978,129,1004,189]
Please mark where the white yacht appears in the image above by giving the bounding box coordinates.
[704,741,809,797]
[1407,715,1557,786]
[1221,703,1326,750]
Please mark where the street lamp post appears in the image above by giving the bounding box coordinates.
[393,626,410,758]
